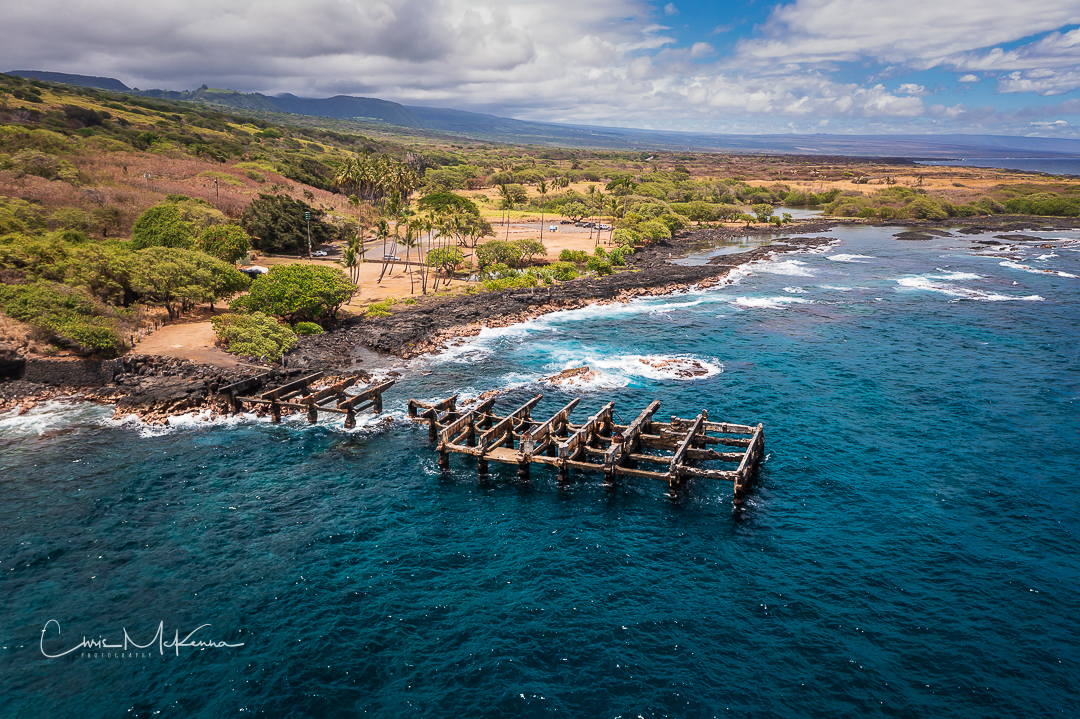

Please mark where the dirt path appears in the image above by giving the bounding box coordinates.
[134,307,243,367]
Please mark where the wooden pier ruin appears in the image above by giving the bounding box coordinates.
[408,393,765,502]
[216,371,394,429]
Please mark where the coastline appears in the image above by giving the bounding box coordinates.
[3,213,1076,425]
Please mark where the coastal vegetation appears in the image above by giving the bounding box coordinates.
[1,71,1079,361]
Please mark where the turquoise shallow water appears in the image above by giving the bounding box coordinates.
[2,226,1079,718]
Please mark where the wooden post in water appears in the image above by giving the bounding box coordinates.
[344,409,356,429]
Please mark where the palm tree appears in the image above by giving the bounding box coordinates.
[374,218,391,283]
[538,180,549,242]
[586,185,597,243]
[594,190,607,245]
[498,183,513,240]
[402,218,420,294]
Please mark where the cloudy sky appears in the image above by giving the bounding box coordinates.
[4,0,1080,137]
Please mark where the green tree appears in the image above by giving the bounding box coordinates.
[241,194,333,254]
[197,224,251,264]
[230,263,355,324]
[751,203,775,223]
[687,201,716,224]
[131,204,196,250]
[563,201,588,222]
[132,247,249,319]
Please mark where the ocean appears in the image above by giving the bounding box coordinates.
[2,225,1078,718]
[916,158,1080,177]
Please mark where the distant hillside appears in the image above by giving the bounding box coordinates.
[271,94,422,127]
[9,70,1080,159]
[8,70,130,92]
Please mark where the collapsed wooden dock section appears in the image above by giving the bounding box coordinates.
[408,394,765,502]
[216,371,394,428]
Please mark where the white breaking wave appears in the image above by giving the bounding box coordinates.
[928,270,983,281]
[783,286,808,294]
[749,258,817,277]
[895,276,1043,302]
[731,296,814,309]
[480,353,724,393]
[817,285,866,292]
[0,401,112,438]
[828,254,874,263]
[1000,260,1078,279]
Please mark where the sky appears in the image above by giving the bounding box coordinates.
[3,0,1080,137]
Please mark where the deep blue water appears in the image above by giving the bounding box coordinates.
[2,226,1079,718]
[916,158,1080,176]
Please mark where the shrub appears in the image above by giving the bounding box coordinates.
[586,256,613,275]
[0,280,129,355]
[609,246,630,266]
[0,196,47,235]
[904,196,948,221]
[366,298,394,317]
[426,246,465,273]
[230,263,355,324]
[594,246,607,258]
[548,261,578,281]
[293,321,324,335]
[558,249,589,263]
[640,219,671,242]
[211,312,297,361]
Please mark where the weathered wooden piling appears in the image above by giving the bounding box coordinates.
[216,372,394,428]
[408,393,765,502]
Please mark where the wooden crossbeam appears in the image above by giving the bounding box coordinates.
[558,402,614,459]
[520,398,580,458]
[337,380,395,410]
[437,396,498,446]
[669,412,705,480]
[408,394,457,417]
[603,400,660,477]
[667,416,756,435]
[258,372,323,400]
[302,377,358,405]
[218,374,269,397]
[476,395,543,452]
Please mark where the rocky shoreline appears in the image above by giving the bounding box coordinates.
[3,214,1076,424]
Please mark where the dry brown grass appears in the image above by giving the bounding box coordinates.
[0,148,365,237]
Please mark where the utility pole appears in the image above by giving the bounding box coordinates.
[305,211,312,257]
[214,177,219,198]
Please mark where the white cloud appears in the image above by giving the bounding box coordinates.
[959,74,980,83]
[737,0,1080,69]
[663,3,678,15]
[897,83,928,96]
[998,69,1080,96]
[0,0,1078,135]
[689,42,715,59]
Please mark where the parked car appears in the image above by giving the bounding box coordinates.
[240,265,269,279]
[560,219,573,224]
[383,254,401,262]
[583,222,596,228]
[312,250,328,257]
[574,221,584,227]
[598,224,611,230]
[549,225,558,232]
